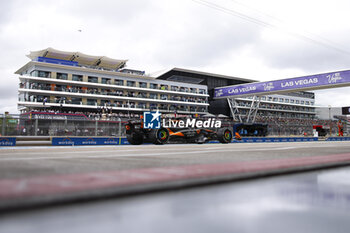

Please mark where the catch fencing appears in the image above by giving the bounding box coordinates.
[0,113,345,137]
[0,113,125,137]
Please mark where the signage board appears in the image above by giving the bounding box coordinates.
[342,106,350,115]
[0,137,16,146]
[52,137,125,146]
[214,70,350,98]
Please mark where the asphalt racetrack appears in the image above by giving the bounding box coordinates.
[0,141,350,209]
[1,141,350,233]
[1,141,350,179]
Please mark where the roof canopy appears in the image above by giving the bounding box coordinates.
[27,47,127,70]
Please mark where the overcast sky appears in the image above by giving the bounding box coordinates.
[1,0,350,114]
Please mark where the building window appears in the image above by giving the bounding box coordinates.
[55,85,67,92]
[88,76,98,83]
[171,86,179,91]
[178,105,187,111]
[115,101,123,107]
[36,70,51,78]
[150,83,158,89]
[71,97,82,105]
[290,99,295,103]
[160,85,168,90]
[101,78,111,84]
[29,70,36,77]
[300,100,304,105]
[100,99,111,106]
[137,92,147,98]
[100,89,108,95]
[296,100,300,104]
[137,102,146,109]
[54,96,61,103]
[127,92,135,97]
[279,98,284,102]
[150,103,157,110]
[127,81,135,87]
[199,89,206,94]
[72,74,83,82]
[114,79,123,85]
[149,93,157,99]
[129,102,136,108]
[87,99,97,105]
[159,104,167,110]
[139,82,147,88]
[57,73,68,80]
[285,99,289,103]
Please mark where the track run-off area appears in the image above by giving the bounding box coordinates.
[0,141,350,210]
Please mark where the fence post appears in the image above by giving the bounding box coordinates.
[64,119,68,136]
[1,115,5,136]
[118,117,121,137]
[95,120,98,136]
[34,118,38,136]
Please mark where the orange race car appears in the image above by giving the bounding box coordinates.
[125,119,233,145]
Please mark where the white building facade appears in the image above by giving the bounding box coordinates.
[15,48,209,116]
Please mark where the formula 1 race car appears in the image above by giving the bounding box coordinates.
[125,120,233,145]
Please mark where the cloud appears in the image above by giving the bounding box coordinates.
[1,0,350,113]
[0,97,18,114]
[148,1,261,68]
[315,87,350,107]
[0,1,15,29]
[254,29,350,73]
[64,0,152,24]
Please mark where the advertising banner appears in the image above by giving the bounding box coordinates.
[207,137,318,143]
[214,70,350,98]
[232,137,319,143]
[52,137,126,146]
[0,137,16,146]
[326,137,350,141]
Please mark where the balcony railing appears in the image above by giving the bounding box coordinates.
[21,75,209,96]
[17,99,208,113]
[20,86,209,105]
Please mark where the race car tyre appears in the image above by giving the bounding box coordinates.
[149,128,170,144]
[127,132,144,145]
[217,128,233,143]
[196,134,207,144]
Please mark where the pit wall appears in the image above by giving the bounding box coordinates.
[51,137,129,146]
[1,136,350,147]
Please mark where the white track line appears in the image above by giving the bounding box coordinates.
[1,142,349,159]
[0,145,299,157]
[0,146,323,161]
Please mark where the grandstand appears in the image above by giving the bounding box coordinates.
[157,68,317,122]
[15,48,209,116]
[7,48,347,137]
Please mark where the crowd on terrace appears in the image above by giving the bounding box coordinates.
[255,115,335,127]
[25,108,141,121]
[22,81,207,104]
[22,108,337,127]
